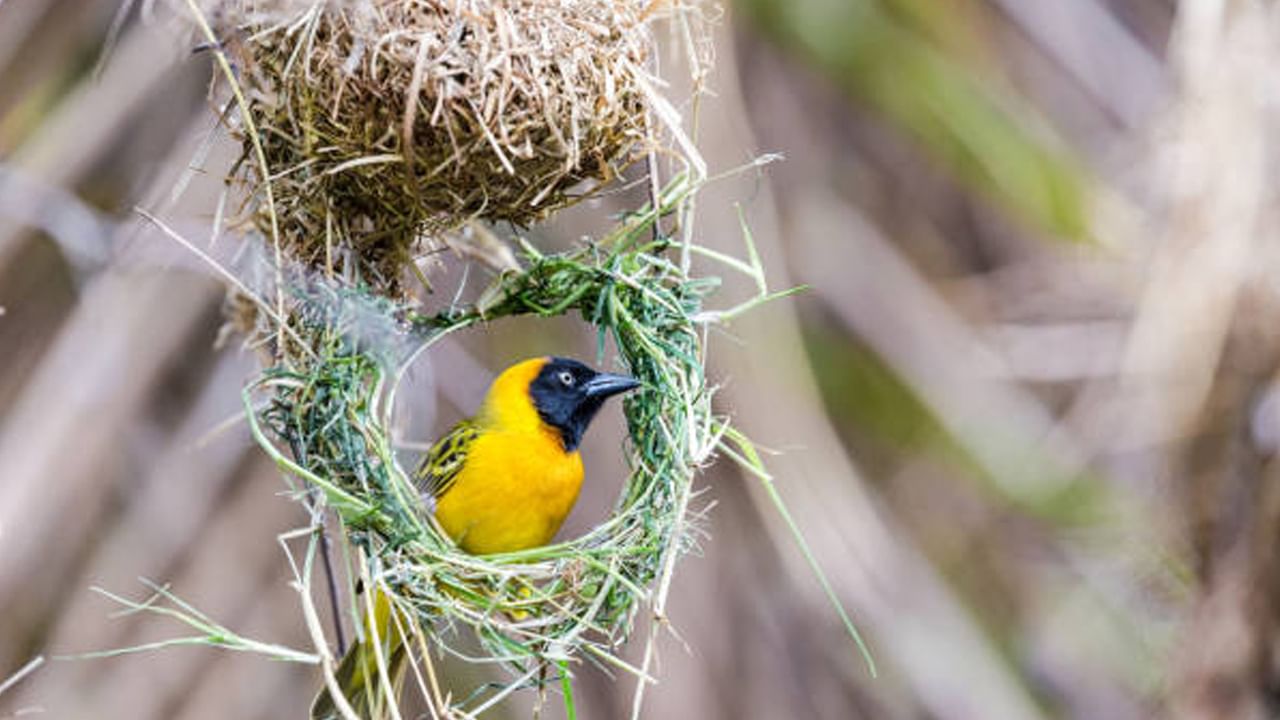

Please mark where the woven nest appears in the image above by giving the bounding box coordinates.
[242,199,719,709]
[194,0,734,709]
[218,0,662,296]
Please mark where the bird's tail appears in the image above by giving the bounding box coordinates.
[311,588,408,720]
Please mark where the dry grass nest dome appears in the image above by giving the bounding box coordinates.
[218,0,666,295]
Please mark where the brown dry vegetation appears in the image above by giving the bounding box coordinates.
[219,0,660,297]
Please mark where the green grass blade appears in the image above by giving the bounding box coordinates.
[720,427,878,677]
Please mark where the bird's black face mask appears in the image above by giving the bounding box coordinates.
[529,357,640,450]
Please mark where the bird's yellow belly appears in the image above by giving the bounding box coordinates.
[433,429,584,555]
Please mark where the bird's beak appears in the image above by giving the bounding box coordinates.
[582,372,641,399]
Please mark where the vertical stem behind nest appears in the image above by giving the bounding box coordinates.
[318,521,347,655]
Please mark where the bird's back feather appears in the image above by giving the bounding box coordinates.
[413,418,480,500]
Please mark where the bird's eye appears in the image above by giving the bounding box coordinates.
[558,371,575,386]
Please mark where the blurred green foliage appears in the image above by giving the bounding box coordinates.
[801,300,1108,526]
[738,0,1093,242]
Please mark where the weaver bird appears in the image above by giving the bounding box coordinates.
[312,356,639,719]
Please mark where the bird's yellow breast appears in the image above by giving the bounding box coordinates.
[433,426,584,555]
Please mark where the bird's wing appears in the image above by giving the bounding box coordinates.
[413,419,481,500]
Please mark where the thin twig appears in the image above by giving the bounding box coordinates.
[318,520,347,655]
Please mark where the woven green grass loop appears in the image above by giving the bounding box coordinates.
[245,236,717,688]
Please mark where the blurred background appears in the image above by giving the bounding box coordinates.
[3,0,1274,718]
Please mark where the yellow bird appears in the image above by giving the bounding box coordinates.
[312,356,639,719]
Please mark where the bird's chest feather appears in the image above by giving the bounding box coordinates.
[434,428,584,554]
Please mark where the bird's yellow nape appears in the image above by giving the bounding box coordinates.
[478,357,553,435]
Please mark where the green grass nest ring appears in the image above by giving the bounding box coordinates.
[243,228,719,693]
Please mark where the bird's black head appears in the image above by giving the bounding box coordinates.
[529,357,640,451]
